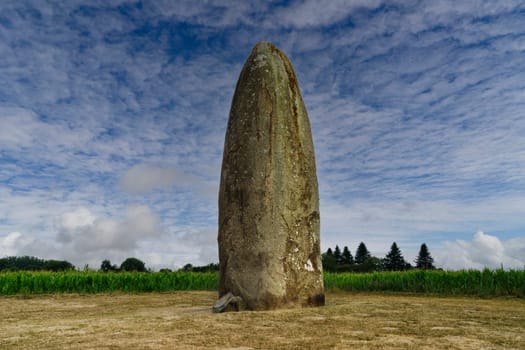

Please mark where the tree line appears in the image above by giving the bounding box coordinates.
[322,242,435,272]
[0,256,74,272]
[0,256,149,273]
[100,260,220,273]
[100,258,148,272]
[0,255,218,273]
[2,242,435,274]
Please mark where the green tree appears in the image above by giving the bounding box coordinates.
[356,256,384,272]
[0,256,45,271]
[120,257,147,272]
[0,256,74,271]
[191,263,220,272]
[334,245,342,265]
[341,246,354,265]
[43,260,74,272]
[100,259,118,272]
[181,263,194,272]
[415,243,435,269]
[384,242,407,271]
[321,250,337,272]
[355,242,371,265]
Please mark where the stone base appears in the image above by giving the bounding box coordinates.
[212,292,247,313]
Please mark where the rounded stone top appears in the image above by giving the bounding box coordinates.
[252,41,276,51]
[244,41,294,77]
[250,41,283,58]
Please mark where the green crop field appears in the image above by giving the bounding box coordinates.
[324,269,525,297]
[0,271,218,295]
[0,269,523,297]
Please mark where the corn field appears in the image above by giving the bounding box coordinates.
[0,271,217,295]
[324,269,525,297]
[0,269,523,297]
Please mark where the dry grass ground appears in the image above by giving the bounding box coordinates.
[0,291,523,349]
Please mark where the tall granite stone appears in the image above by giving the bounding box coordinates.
[218,42,324,310]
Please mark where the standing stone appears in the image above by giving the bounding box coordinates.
[218,42,324,310]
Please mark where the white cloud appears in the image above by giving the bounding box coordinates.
[0,231,58,260]
[505,237,525,263]
[148,0,268,28]
[436,231,525,270]
[179,228,218,264]
[0,108,40,147]
[0,107,91,152]
[119,164,194,193]
[56,207,96,243]
[56,205,164,255]
[0,232,27,257]
[321,195,525,238]
[273,0,381,28]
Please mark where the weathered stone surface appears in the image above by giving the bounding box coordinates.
[218,42,324,310]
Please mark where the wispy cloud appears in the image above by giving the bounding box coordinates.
[119,164,195,193]
[270,0,382,29]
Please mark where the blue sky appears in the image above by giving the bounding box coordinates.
[1,0,524,270]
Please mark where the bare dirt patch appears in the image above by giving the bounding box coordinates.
[1,291,523,349]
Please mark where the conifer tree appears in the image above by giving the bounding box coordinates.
[415,243,435,269]
[384,242,406,271]
[341,246,354,265]
[334,245,342,264]
[355,242,371,264]
[322,248,337,272]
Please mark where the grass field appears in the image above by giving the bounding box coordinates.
[1,291,524,349]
